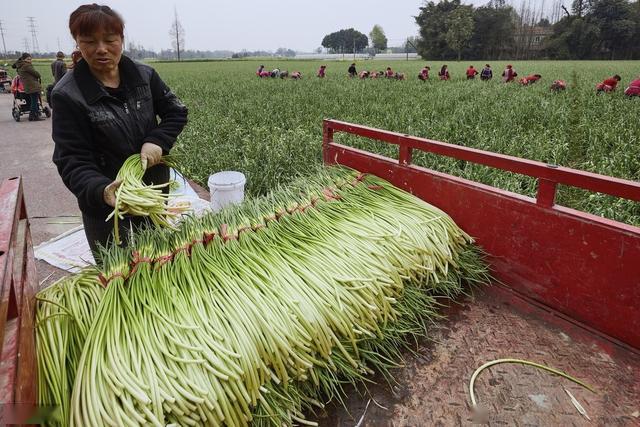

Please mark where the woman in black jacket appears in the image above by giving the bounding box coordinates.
[52,4,188,254]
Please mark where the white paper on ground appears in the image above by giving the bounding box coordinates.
[34,169,211,273]
[34,226,95,273]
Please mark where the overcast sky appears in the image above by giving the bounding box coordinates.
[3,0,546,53]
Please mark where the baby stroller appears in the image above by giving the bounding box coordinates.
[0,68,11,93]
[11,75,51,122]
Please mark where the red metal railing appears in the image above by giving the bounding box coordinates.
[323,119,640,350]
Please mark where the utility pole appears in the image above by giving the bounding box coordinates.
[0,21,7,58]
[353,38,355,61]
[23,37,30,53]
[27,17,39,53]
[57,37,61,52]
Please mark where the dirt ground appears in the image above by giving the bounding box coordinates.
[0,91,78,286]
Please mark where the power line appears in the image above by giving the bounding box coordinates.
[0,21,7,58]
[27,16,39,53]
[23,37,30,52]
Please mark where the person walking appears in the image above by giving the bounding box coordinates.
[466,65,478,80]
[12,53,43,121]
[51,3,188,253]
[480,64,493,81]
[51,51,67,84]
[348,63,357,78]
[502,64,517,83]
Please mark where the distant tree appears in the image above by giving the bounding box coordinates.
[321,28,368,53]
[415,0,461,59]
[275,47,296,57]
[544,16,601,58]
[315,47,323,54]
[469,2,516,59]
[590,0,635,59]
[369,25,388,52]
[538,18,552,26]
[445,5,475,60]
[169,7,185,61]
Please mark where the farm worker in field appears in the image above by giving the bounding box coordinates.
[256,64,265,77]
[12,53,43,121]
[279,70,289,79]
[480,64,492,81]
[438,65,450,80]
[291,71,302,79]
[359,70,369,79]
[51,51,67,85]
[385,67,394,78]
[596,75,621,93]
[418,66,430,81]
[348,63,357,77]
[502,64,517,82]
[519,74,541,85]
[394,72,406,80]
[624,76,640,97]
[270,68,281,78]
[51,4,188,254]
[550,79,566,92]
[466,65,478,80]
[317,65,327,78]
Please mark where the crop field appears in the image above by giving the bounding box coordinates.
[33,59,640,225]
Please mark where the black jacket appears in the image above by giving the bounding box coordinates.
[51,55,188,218]
[51,59,67,84]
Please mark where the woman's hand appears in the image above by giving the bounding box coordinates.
[140,142,163,170]
[103,180,122,207]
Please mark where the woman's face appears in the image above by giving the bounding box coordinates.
[76,30,123,74]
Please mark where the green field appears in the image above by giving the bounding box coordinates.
[31,59,640,225]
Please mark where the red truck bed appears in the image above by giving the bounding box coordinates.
[320,119,640,425]
[1,121,638,425]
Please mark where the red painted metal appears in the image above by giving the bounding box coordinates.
[323,119,640,351]
[0,176,37,406]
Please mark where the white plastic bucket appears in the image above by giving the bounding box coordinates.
[207,171,246,212]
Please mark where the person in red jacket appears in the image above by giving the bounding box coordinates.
[502,64,517,82]
[418,65,430,81]
[596,75,621,93]
[466,65,479,80]
[385,67,394,78]
[550,79,566,92]
[438,65,450,80]
[624,76,640,97]
[519,74,541,85]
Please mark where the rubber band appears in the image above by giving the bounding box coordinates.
[98,272,127,287]
[155,253,174,267]
[367,185,383,190]
[173,244,191,256]
[203,232,216,244]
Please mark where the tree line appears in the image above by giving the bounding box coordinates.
[415,0,640,60]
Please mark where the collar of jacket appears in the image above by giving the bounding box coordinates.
[74,55,145,105]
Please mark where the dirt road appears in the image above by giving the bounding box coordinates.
[0,92,80,284]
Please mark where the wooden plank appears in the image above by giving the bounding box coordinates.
[15,223,37,403]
